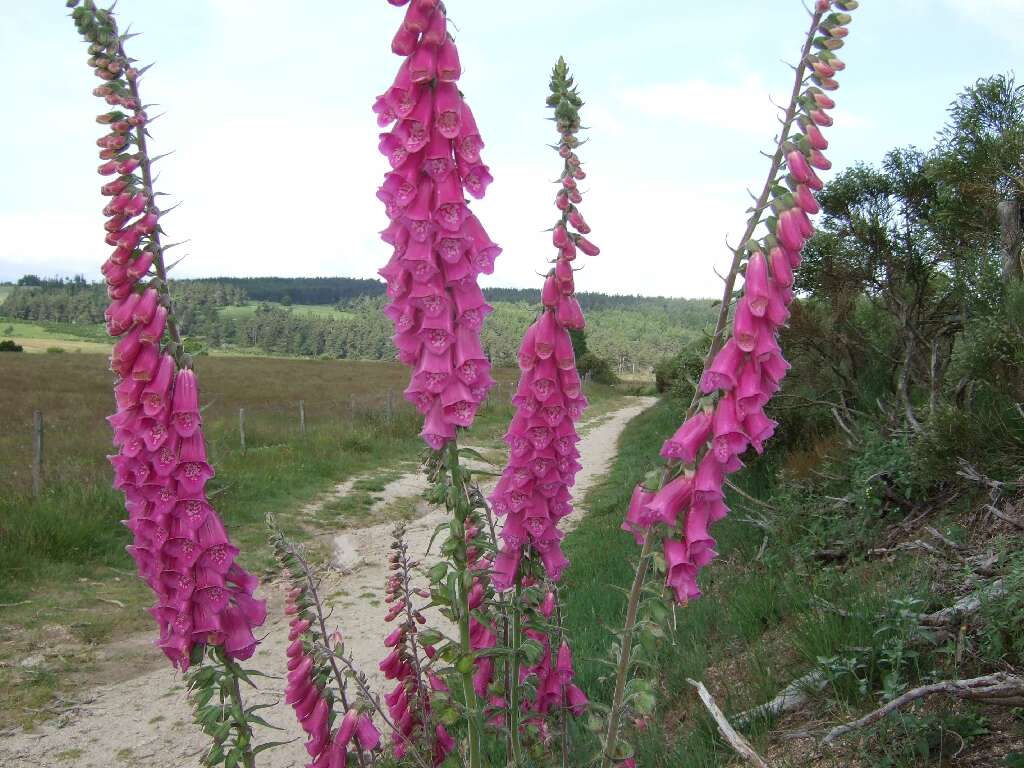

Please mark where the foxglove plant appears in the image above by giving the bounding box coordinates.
[377,523,461,766]
[488,57,596,592]
[485,57,596,762]
[374,0,500,451]
[373,2,504,765]
[69,2,267,765]
[602,2,859,765]
[269,519,383,768]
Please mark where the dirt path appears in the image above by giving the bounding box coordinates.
[0,397,656,768]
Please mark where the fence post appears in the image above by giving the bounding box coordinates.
[32,410,43,497]
[299,400,306,435]
[386,389,394,421]
[239,408,246,452]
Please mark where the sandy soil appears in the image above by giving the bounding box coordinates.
[0,397,656,768]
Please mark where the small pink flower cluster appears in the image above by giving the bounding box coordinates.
[622,1,851,604]
[379,555,455,765]
[77,11,264,669]
[488,58,597,590]
[518,596,588,729]
[375,0,500,450]
[285,589,380,767]
[464,520,501,710]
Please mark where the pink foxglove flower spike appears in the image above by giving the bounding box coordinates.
[375,0,500,450]
[622,0,858,607]
[488,57,595,749]
[69,1,265,673]
[603,4,858,767]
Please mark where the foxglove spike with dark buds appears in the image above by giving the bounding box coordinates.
[379,524,454,766]
[623,0,857,604]
[488,57,597,591]
[375,0,500,450]
[71,3,264,670]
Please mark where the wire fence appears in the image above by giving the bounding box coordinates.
[9,380,518,497]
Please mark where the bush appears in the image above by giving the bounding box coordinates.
[653,339,704,394]
[45,346,65,354]
[576,351,618,385]
[0,339,23,352]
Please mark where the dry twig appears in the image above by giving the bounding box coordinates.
[688,680,770,768]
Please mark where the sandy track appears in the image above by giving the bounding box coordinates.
[0,397,656,768]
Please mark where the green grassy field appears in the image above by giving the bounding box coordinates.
[0,318,111,353]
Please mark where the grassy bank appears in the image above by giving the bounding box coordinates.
[563,400,1024,766]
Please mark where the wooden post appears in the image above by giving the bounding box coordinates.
[298,400,306,435]
[386,389,394,421]
[32,410,43,497]
[239,408,246,452]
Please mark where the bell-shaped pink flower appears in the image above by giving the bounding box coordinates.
[661,410,712,464]
[700,339,743,393]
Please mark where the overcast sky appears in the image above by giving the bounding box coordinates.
[2,0,1022,297]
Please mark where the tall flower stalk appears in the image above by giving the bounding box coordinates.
[69,2,266,765]
[603,2,859,765]
[374,1,500,764]
[268,518,382,768]
[487,56,596,763]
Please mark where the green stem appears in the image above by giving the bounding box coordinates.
[217,648,257,768]
[600,534,654,768]
[444,440,483,768]
[508,581,525,767]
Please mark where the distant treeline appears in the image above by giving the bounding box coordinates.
[192,276,386,305]
[1,276,715,370]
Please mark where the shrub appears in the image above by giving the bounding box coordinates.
[0,340,23,352]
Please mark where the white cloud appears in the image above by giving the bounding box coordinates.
[943,0,1024,41]
[619,75,788,137]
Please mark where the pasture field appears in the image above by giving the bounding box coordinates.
[0,318,111,353]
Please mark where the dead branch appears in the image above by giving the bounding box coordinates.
[987,503,1024,530]
[734,671,828,727]
[831,406,859,444]
[917,580,1005,627]
[688,680,771,768]
[821,673,1024,746]
[922,525,965,554]
[726,479,781,513]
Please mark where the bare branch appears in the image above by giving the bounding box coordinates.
[688,680,770,767]
[822,673,1024,746]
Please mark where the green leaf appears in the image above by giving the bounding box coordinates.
[245,713,285,731]
[457,447,492,465]
[418,629,443,646]
[428,562,448,583]
[253,739,297,755]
